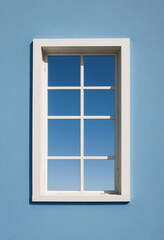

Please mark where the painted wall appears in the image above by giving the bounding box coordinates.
[0,0,164,239]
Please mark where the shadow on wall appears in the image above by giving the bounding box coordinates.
[29,42,33,204]
[29,42,128,206]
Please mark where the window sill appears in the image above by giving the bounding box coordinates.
[32,193,130,202]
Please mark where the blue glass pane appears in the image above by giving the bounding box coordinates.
[48,120,80,156]
[84,56,115,86]
[84,90,115,116]
[48,56,80,86]
[84,160,115,191]
[84,120,115,156]
[48,90,80,116]
[48,160,80,190]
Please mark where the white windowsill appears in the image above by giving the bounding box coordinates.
[32,194,130,202]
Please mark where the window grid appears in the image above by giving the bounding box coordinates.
[80,55,84,191]
[45,54,116,193]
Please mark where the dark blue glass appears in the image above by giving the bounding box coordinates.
[84,120,115,156]
[48,120,80,156]
[84,90,115,116]
[84,160,115,190]
[48,90,80,116]
[84,56,115,86]
[48,160,80,190]
[48,56,80,86]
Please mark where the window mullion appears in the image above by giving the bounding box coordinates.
[80,55,84,192]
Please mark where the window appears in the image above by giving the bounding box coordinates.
[33,39,130,202]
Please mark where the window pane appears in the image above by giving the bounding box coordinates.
[84,120,115,156]
[84,90,115,116]
[48,90,80,116]
[48,120,80,156]
[48,160,80,190]
[84,160,115,191]
[48,56,80,86]
[84,56,115,86]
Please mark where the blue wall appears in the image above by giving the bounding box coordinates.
[0,0,164,239]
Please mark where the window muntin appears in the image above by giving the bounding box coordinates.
[32,38,130,202]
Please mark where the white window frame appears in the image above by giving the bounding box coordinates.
[32,38,130,202]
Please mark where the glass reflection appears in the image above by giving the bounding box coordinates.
[48,120,80,156]
[84,56,115,86]
[84,120,115,156]
[48,160,80,190]
[48,90,80,116]
[48,56,80,86]
[84,160,115,190]
[84,90,115,116]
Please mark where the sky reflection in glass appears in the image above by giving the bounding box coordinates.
[48,55,115,191]
[84,120,115,156]
[84,90,115,116]
[84,160,115,190]
[48,90,80,116]
[48,56,80,86]
[48,120,80,156]
[84,56,115,86]
[48,160,80,190]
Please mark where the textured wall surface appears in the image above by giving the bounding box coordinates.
[0,0,164,239]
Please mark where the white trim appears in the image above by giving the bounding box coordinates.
[80,55,84,192]
[84,86,115,90]
[121,40,130,196]
[48,86,81,90]
[46,190,116,194]
[33,40,44,197]
[33,38,130,202]
[47,116,115,119]
[48,156,115,160]
[33,194,130,202]
[47,86,115,90]
[44,55,48,194]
